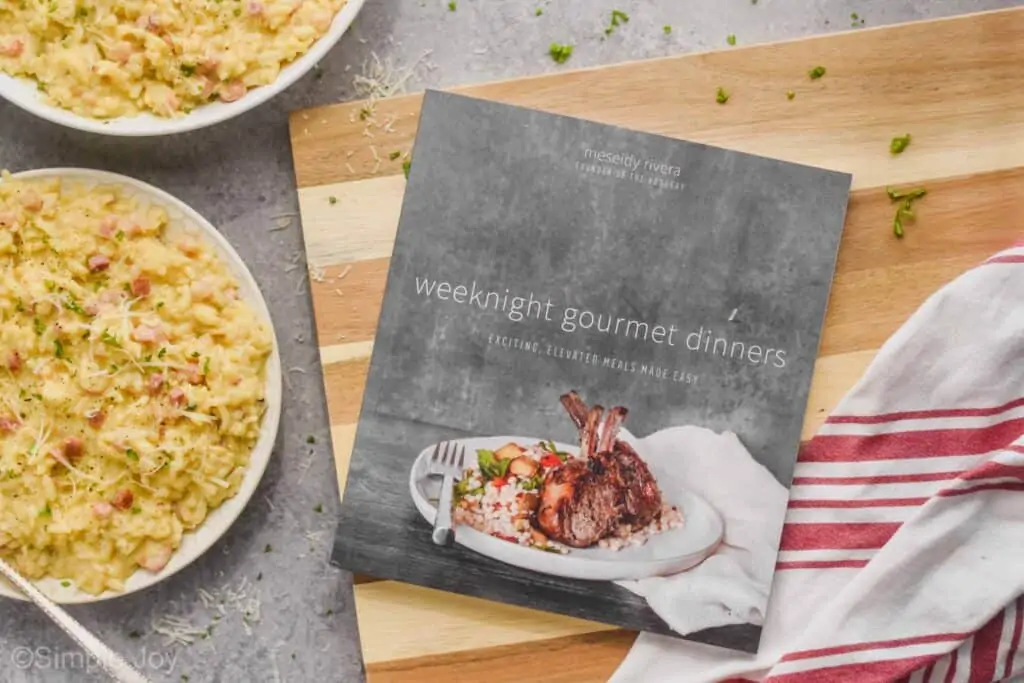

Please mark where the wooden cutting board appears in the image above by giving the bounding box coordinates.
[289,9,1024,682]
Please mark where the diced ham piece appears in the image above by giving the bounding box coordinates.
[184,362,203,385]
[7,351,21,372]
[191,276,215,299]
[63,437,83,463]
[92,502,113,519]
[111,489,134,510]
[98,215,118,237]
[131,276,151,297]
[169,387,187,407]
[86,409,106,428]
[100,289,123,304]
[218,80,246,103]
[88,254,110,272]
[200,57,220,74]
[0,39,23,58]
[107,42,134,65]
[176,240,201,257]
[148,373,165,394]
[131,324,164,344]
[136,15,160,32]
[139,544,172,573]
[200,76,218,99]
[0,416,19,432]
[247,2,264,15]
[19,190,43,212]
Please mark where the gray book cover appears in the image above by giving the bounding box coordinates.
[332,90,851,653]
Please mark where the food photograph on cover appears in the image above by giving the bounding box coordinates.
[331,90,852,653]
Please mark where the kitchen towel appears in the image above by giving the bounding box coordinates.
[617,428,788,637]
[610,239,1024,683]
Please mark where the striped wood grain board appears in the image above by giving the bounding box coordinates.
[289,8,1024,681]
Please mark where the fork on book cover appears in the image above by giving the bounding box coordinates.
[429,441,466,546]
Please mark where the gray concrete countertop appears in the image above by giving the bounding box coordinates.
[0,1,1016,681]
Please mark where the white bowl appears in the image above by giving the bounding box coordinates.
[0,168,283,603]
[0,0,366,136]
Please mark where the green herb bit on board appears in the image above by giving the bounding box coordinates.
[726,34,736,46]
[889,133,912,155]
[389,150,401,161]
[605,9,629,34]
[808,65,827,80]
[447,1,456,11]
[886,186,928,238]
[402,159,412,178]
[663,25,672,34]
[786,90,796,100]
[716,87,730,104]
[549,42,573,64]
[535,8,543,16]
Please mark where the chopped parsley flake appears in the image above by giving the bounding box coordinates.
[129,630,141,639]
[716,87,730,104]
[126,448,139,461]
[663,25,672,34]
[447,1,455,10]
[389,150,401,161]
[53,339,65,359]
[605,9,629,34]
[535,7,543,16]
[549,42,573,64]
[889,133,912,155]
[34,317,45,336]
[786,90,796,100]
[886,186,928,238]
[39,504,52,517]
[61,580,71,587]
[808,65,827,80]
[101,330,121,347]
[726,34,736,46]
[402,159,412,178]
[307,435,316,444]
[180,64,196,77]
[314,504,323,513]
[264,544,273,553]
[328,196,337,205]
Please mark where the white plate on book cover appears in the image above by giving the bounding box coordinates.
[0,168,282,604]
[409,435,724,582]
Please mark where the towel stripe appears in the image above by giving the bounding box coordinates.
[780,523,902,551]
[799,419,1024,462]
[1004,599,1024,678]
[967,612,1004,683]
[792,472,963,486]
[826,398,1024,425]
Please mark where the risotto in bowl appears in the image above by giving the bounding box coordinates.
[0,168,282,603]
[0,0,365,135]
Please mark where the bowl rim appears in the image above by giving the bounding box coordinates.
[0,167,283,603]
[0,0,366,137]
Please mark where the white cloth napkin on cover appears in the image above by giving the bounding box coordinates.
[617,428,787,636]
[611,239,1024,683]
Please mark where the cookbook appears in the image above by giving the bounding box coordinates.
[331,90,851,653]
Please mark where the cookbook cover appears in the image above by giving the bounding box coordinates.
[331,90,851,653]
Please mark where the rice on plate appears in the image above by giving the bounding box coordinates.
[452,441,683,554]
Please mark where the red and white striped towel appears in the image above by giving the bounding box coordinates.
[610,240,1024,683]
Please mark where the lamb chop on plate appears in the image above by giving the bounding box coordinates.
[534,391,663,548]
